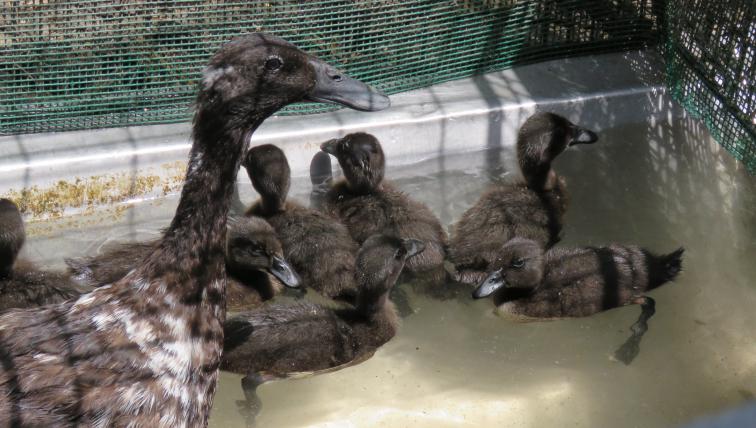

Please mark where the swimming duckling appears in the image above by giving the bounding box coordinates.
[222,234,424,377]
[321,133,448,281]
[0,33,388,426]
[66,216,300,311]
[449,112,598,284]
[244,144,360,303]
[472,237,684,364]
[0,198,81,311]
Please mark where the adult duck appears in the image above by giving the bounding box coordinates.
[0,33,388,426]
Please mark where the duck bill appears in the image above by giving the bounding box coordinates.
[569,126,599,146]
[305,59,390,112]
[268,255,301,289]
[472,269,506,298]
[401,238,426,259]
[320,138,341,155]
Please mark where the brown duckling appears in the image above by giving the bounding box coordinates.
[0,33,388,426]
[66,216,301,311]
[244,143,360,303]
[222,234,425,377]
[472,237,684,364]
[449,112,599,284]
[0,198,81,311]
[321,132,448,281]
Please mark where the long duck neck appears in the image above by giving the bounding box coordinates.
[354,289,399,347]
[145,107,266,302]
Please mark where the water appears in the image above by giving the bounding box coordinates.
[23,113,755,427]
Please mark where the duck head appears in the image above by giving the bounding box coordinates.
[243,144,291,214]
[195,33,390,138]
[472,238,544,300]
[226,216,300,289]
[355,235,425,313]
[517,112,598,189]
[321,132,385,194]
[0,199,24,278]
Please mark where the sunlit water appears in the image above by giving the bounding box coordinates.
[23,114,755,427]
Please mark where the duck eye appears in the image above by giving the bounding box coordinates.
[264,56,283,71]
[395,248,407,259]
[511,258,525,269]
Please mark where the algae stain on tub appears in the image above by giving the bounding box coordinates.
[1,161,188,220]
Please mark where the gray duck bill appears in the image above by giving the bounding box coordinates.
[305,58,390,112]
[472,269,506,298]
[570,127,599,146]
[268,255,301,288]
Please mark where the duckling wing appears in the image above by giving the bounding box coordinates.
[66,240,158,287]
[0,265,81,311]
[222,302,358,376]
[450,184,553,271]
[266,205,359,301]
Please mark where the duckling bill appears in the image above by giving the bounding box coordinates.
[449,112,599,285]
[472,238,683,364]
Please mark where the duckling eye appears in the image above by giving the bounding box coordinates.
[264,56,283,71]
[511,258,525,269]
[394,248,407,259]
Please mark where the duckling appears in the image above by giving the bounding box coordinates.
[0,198,81,311]
[244,144,360,303]
[0,33,388,426]
[321,133,448,282]
[225,216,301,310]
[222,234,424,377]
[66,216,301,311]
[449,112,599,284]
[472,237,684,364]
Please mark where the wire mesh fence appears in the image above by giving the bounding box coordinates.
[0,0,752,171]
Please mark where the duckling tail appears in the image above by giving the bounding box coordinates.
[646,247,684,290]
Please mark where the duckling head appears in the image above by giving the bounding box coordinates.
[226,216,300,289]
[0,198,24,278]
[355,234,425,312]
[195,33,389,139]
[517,112,598,188]
[321,133,385,194]
[244,144,291,213]
[472,237,544,299]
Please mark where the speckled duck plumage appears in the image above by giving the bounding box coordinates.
[244,144,360,303]
[0,198,81,311]
[0,33,388,426]
[449,112,599,285]
[321,133,448,280]
[221,235,424,377]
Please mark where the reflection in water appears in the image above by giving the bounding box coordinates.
[22,114,756,428]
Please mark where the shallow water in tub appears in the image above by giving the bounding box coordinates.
[22,117,755,427]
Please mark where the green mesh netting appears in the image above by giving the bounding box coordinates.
[1,1,752,171]
[663,0,755,173]
[1,0,662,134]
